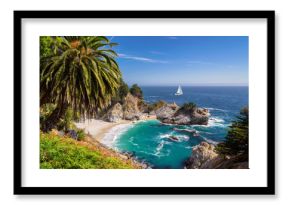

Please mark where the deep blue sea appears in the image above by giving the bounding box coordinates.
[103,86,248,169]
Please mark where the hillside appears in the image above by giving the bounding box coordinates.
[40,132,141,169]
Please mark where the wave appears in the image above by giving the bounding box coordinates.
[128,137,139,147]
[155,140,165,155]
[190,117,227,128]
[101,124,133,147]
[159,132,189,142]
[205,107,228,112]
[201,136,219,145]
[209,117,224,123]
[159,132,174,139]
[177,135,190,142]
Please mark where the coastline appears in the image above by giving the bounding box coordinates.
[74,119,131,142]
[74,115,157,143]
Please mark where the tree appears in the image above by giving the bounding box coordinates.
[215,107,249,159]
[40,36,121,131]
[111,78,129,104]
[180,102,197,113]
[130,84,143,99]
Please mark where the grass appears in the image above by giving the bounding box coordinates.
[40,132,135,169]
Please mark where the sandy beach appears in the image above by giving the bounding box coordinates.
[74,115,156,142]
[74,119,131,141]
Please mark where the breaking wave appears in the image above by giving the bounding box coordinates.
[101,124,133,147]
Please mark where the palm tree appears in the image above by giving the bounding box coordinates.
[40,36,121,131]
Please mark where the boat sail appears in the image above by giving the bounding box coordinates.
[175,85,183,96]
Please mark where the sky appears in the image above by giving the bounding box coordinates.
[110,36,248,86]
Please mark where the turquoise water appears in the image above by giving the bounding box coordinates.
[107,86,248,169]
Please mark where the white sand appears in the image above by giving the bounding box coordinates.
[74,119,132,141]
[75,115,157,142]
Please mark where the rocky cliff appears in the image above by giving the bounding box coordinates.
[104,103,123,122]
[155,103,209,125]
[185,142,248,169]
[123,92,141,120]
[104,93,141,122]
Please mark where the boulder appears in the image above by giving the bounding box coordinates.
[155,103,209,125]
[123,93,141,120]
[155,103,178,120]
[185,142,218,169]
[105,103,123,122]
[185,142,249,169]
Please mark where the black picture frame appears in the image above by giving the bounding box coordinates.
[14,10,275,195]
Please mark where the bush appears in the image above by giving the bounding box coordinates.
[148,100,166,112]
[180,102,197,112]
[130,84,143,99]
[40,132,135,169]
[76,129,86,141]
[40,103,57,131]
[215,107,249,158]
[111,79,129,104]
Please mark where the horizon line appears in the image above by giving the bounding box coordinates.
[126,84,249,87]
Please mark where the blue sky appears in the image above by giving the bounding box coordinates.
[110,36,248,86]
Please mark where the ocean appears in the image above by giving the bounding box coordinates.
[103,86,248,169]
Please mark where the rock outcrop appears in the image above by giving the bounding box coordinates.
[123,93,141,120]
[104,93,141,122]
[104,103,123,122]
[185,142,218,168]
[155,103,179,120]
[185,142,248,169]
[155,103,209,125]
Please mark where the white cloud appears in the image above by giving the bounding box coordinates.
[118,53,168,64]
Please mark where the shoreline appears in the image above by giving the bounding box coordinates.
[74,115,157,143]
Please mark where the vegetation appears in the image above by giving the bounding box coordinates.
[148,100,167,112]
[130,84,143,99]
[215,107,249,159]
[179,102,197,113]
[40,36,122,131]
[40,36,60,58]
[40,132,135,169]
[111,78,129,104]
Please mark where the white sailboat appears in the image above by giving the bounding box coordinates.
[175,85,183,96]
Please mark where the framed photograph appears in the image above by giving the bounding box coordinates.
[14,10,275,195]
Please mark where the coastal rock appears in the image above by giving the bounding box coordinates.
[123,93,141,120]
[105,103,123,122]
[185,142,218,169]
[185,142,249,169]
[155,103,179,120]
[156,103,209,125]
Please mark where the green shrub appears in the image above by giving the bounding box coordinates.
[148,100,166,112]
[130,84,143,99]
[111,78,129,104]
[40,132,134,169]
[40,103,57,131]
[180,102,197,112]
[76,129,86,141]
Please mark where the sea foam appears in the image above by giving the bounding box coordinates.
[101,124,133,147]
